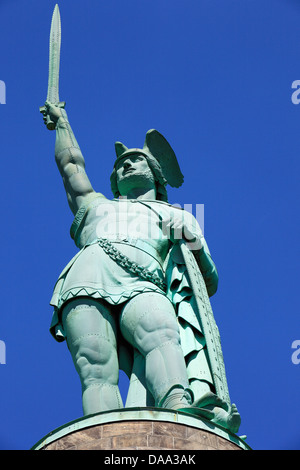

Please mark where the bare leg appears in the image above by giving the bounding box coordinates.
[119,292,241,433]
[120,292,192,408]
[62,298,123,415]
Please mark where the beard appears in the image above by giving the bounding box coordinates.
[117,167,156,195]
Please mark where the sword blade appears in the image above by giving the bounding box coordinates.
[47,4,62,104]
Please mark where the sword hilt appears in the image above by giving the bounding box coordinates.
[39,101,66,130]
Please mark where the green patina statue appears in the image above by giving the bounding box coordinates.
[40,5,241,434]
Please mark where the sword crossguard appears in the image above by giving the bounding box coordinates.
[39,101,66,130]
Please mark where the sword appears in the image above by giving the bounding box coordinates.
[40,4,65,130]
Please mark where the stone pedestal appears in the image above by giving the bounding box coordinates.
[32,408,250,451]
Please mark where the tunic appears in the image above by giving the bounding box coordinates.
[49,193,204,341]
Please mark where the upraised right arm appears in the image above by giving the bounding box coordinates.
[42,102,97,215]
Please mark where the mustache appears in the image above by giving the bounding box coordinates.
[123,167,135,174]
[118,168,155,183]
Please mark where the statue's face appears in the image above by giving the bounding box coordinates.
[116,154,155,195]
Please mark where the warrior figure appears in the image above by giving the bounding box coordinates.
[41,102,241,434]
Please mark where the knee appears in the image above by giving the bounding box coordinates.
[138,317,181,355]
[72,334,119,388]
[121,296,181,356]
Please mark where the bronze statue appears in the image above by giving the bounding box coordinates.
[40,5,241,434]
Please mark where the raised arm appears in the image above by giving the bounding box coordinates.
[42,102,96,215]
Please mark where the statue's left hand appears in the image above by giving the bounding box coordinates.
[159,216,202,249]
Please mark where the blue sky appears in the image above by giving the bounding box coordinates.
[0,0,299,450]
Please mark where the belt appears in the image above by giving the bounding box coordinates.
[96,238,167,292]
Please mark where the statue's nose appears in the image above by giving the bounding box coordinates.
[123,160,132,169]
